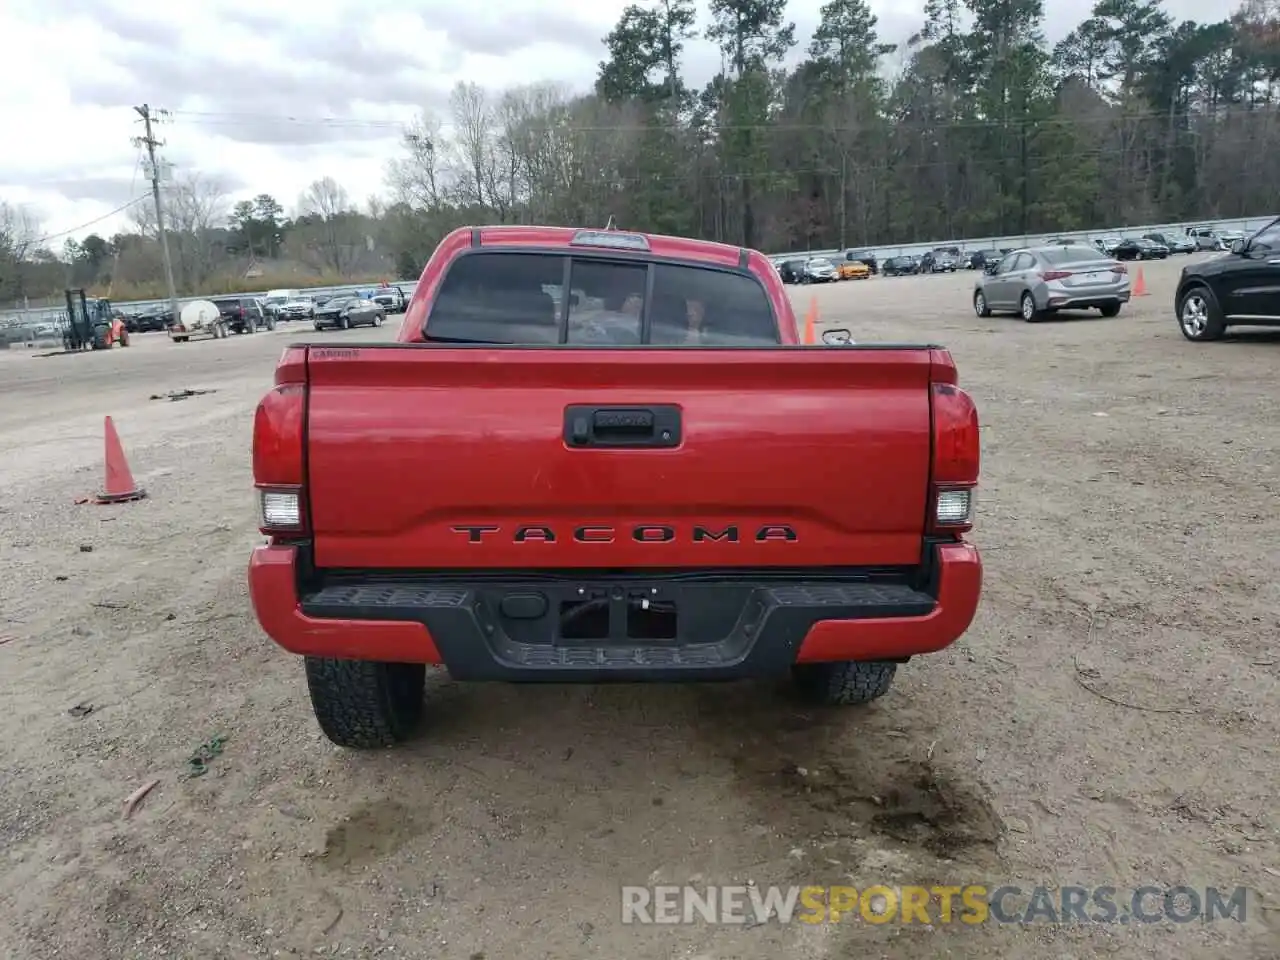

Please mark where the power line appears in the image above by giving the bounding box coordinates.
[166,106,1277,135]
[32,195,149,245]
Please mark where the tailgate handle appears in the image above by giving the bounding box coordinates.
[564,405,682,448]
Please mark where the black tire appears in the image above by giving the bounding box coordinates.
[304,657,426,748]
[1177,284,1226,342]
[372,313,383,327]
[247,317,258,334]
[792,661,897,706]
[1019,291,1040,322]
[266,317,277,331]
[1099,303,1121,318]
[340,315,350,330]
[973,290,992,317]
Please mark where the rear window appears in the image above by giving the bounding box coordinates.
[1040,246,1102,264]
[426,252,779,346]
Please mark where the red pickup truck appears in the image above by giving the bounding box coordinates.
[248,225,982,748]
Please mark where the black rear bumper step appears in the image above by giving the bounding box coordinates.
[299,577,935,681]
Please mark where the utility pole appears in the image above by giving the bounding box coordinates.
[132,104,179,327]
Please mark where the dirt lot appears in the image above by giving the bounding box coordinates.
[1,259,1277,960]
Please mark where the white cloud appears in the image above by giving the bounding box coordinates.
[0,0,1214,245]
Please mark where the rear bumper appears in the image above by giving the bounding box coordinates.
[1043,291,1130,310]
[248,543,982,681]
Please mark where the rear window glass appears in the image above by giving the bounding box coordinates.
[426,252,779,346]
[1040,246,1102,264]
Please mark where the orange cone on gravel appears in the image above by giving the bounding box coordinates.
[802,296,818,344]
[96,416,147,504]
[1132,266,1148,297]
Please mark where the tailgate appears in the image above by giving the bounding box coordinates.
[305,346,936,569]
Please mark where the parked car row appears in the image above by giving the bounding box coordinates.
[771,251,876,284]
[767,222,1249,284]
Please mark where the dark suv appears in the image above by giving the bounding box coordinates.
[210,297,272,335]
[776,258,808,284]
[1175,217,1280,342]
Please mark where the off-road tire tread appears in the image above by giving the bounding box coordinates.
[791,660,897,705]
[304,657,425,748]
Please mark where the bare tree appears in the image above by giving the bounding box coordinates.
[296,177,362,276]
[124,172,230,290]
[386,114,449,210]
[448,82,509,216]
[0,201,44,303]
[299,176,353,221]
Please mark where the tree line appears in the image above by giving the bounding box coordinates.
[3,0,1277,306]
[0,176,395,306]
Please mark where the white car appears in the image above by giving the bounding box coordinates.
[277,298,316,321]
[803,258,838,283]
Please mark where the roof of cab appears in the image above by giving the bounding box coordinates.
[469,224,749,270]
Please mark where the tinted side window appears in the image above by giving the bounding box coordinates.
[648,264,778,346]
[427,252,563,343]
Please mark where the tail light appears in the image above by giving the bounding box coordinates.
[929,382,979,535]
[1041,270,1072,281]
[253,347,308,536]
[1111,263,1127,275]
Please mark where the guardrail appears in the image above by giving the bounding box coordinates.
[766,214,1275,262]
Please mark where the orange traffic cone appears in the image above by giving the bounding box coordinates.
[96,416,147,504]
[1132,266,1148,297]
[802,296,818,344]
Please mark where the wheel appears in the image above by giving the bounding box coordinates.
[372,313,383,327]
[1099,303,1121,318]
[247,318,258,334]
[304,657,426,748]
[174,337,188,343]
[340,315,350,329]
[1019,291,1040,322]
[314,323,323,331]
[973,290,991,317]
[1177,285,1226,342]
[791,661,897,706]
[266,317,277,331]
[119,330,131,347]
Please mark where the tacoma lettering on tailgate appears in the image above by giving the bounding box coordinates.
[449,524,799,544]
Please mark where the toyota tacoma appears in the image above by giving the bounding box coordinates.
[248,225,983,748]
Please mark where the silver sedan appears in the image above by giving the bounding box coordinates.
[973,245,1132,321]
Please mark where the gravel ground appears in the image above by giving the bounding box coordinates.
[1,257,1277,960]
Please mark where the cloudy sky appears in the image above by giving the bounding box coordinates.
[3,0,1211,245]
